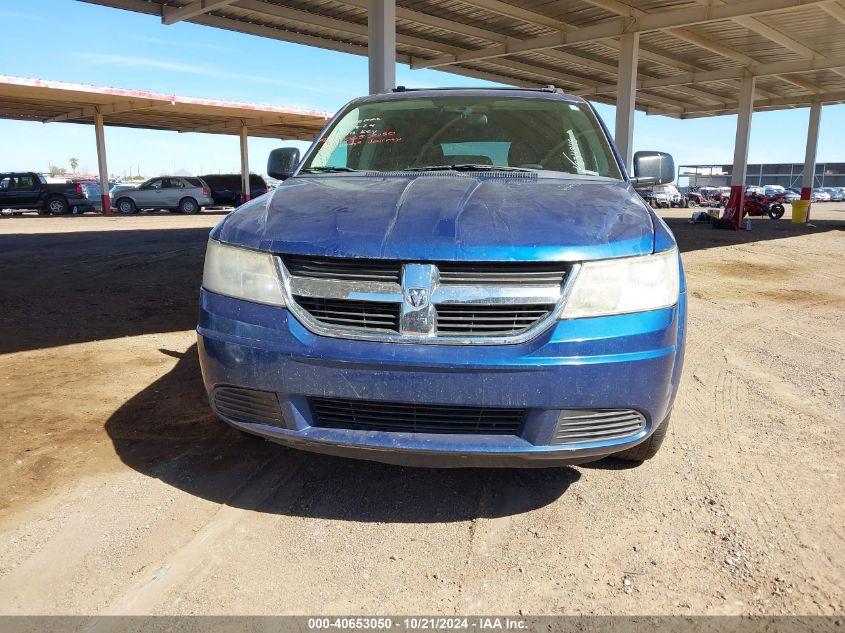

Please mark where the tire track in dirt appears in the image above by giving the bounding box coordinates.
[85,450,308,626]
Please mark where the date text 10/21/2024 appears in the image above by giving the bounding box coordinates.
[306,618,529,630]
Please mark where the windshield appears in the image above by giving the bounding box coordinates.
[300,96,622,179]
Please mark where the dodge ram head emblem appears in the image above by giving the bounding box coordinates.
[407,288,428,308]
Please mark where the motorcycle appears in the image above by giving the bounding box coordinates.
[743,189,786,220]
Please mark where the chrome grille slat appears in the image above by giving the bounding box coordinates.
[284,255,401,284]
[294,296,401,332]
[438,262,568,286]
[436,303,551,336]
[279,255,574,343]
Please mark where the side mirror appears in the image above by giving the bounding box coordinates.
[631,151,675,188]
[267,147,301,181]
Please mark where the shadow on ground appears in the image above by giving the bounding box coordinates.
[104,344,581,522]
[664,215,843,255]
[0,227,211,354]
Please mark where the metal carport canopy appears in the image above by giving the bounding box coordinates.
[79,0,845,118]
[0,74,330,138]
[0,74,331,214]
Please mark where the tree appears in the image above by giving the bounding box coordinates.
[69,158,79,173]
[48,164,64,177]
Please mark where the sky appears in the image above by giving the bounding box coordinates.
[0,0,842,180]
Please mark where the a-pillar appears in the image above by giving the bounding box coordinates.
[615,32,639,170]
[94,110,111,216]
[368,0,396,95]
[801,100,822,220]
[724,73,756,229]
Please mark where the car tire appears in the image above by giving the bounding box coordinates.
[687,198,699,208]
[116,198,137,215]
[45,196,69,215]
[612,412,671,463]
[179,197,200,214]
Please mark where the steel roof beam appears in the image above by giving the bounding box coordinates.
[413,0,830,69]
[577,55,845,94]
[161,0,238,26]
[732,15,821,59]
[646,90,845,115]
[819,0,845,23]
[43,100,160,123]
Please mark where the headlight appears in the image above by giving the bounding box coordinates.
[202,239,285,306]
[561,248,679,319]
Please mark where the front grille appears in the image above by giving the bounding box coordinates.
[284,255,401,284]
[311,397,526,435]
[294,296,401,332]
[213,387,284,427]
[280,255,569,343]
[436,304,552,336]
[437,262,569,286]
[550,410,646,445]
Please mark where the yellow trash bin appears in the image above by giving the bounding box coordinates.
[791,200,810,224]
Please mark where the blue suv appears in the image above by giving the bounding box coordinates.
[197,87,686,467]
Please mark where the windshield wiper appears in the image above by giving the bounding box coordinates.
[300,166,360,173]
[405,164,535,173]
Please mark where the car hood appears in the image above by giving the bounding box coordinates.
[212,174,657,261]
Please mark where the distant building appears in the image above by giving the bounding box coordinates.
[679,163,845,189]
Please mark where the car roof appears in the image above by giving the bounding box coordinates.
[347,86,587,108]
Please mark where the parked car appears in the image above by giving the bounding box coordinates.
[111,176,212,214]
[110,183,138,196]
[0,171,94,215]
[198,87,686,467]
[812,188,831,202]
[640,186,671,208]
[199,173,268,207]
[77,182,103,213]
[822,187,844,202]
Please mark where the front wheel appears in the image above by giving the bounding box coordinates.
[612,412,671,463]
[768,204,785,220]
[179,197,200,214]
[45,196,69,215]
[687,198,699,208]
[115,198,137,215]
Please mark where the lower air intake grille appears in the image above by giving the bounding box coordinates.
[311,398,526,435]
[294,296,401,333]
[436,304,552,336]
[213,387,284,427]
[551,409,646,445]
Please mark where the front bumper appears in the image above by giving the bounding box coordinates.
[197,289,686,467]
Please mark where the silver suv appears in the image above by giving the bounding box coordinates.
[112,176,213,214]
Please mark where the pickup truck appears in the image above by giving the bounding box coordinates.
[0,172,94,215]
[197,87,687,468]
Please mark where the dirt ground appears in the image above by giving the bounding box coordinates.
[0,205,842,616]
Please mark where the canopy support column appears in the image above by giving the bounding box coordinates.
[723,73,756,229]
[801,100,822,219]
[240,123,250,205]
[94,110,111,216]
[368,0,395,95]
[615,32,639,170]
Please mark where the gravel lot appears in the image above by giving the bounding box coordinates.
[0,205,842,615]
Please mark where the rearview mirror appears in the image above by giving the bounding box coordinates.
[267,147,301,181]
[631,151,675,187]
